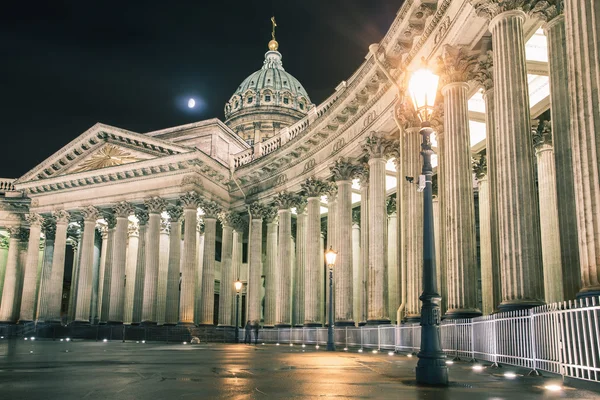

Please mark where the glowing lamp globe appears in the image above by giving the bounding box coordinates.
[325,246,337,267]
[234,280,243,293]
[408,68,439,124]
[188,98,196,108]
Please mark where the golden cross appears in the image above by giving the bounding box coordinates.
[271,16,277,40]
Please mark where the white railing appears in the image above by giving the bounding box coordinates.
[251,297,600,383]
[0,178,16,193]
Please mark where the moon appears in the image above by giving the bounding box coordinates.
[188,98,196,108]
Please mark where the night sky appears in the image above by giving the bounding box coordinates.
[1,1,401,178]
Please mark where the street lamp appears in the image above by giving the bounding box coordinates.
[408,67,448,385]
[325,246,337,351]
[234,280,243,343]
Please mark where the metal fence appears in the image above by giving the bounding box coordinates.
[251,297,600,383]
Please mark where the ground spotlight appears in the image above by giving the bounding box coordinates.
[66,338,71,342]
[30,337,35,341]
[407,354,413,358]
[276,343,280,346]
[103,339,107,343]
[372,350,378,354]
[358,349,363,353]
[302,344,306,348]
[343,347,348,351]
[472,365,484,371]
[544,385,562,392]
[504,372,517,379]
[24,337,28,340]
[289,343,293,347]
[446,360,454,365]
[183,341,187,345]
[142,340,146,344]
[262,343,265,345]
[29,350,33,354]
[388,352,394,356]
[60,339,64,342]
[315,345,320,349]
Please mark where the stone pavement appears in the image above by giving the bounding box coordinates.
[0,339,598,399]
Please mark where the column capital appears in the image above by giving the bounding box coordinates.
[135,209,149,226]
[273,191,299,210]
[197,219,205,234]
[8,225,22,238]
[301,176,331,198]
[472,152,488,179]
[97,224,108,239]
[15,227,29,242]
[25,213,44,227]
[144,196,167,214]
[473,51,494,92]
[201,200,221,219]
[247,201,268,220]
[362,132,397,159]
[437,45,478,86]
[532,120,553,149]
[469,0,527,21]
[166,205,184,222]
[525,0,563,24]
[52,210,71,224]
[295,196,308,214]
[128,221,139,238]
[43,219,56,240]
[262,206,278,224]
[356,165,370,187]
[397,100,422,133]
[160,216,170,234]
[103,211,117,229]
[386,197,397,215]
[330,157,362,182]
[180,191,201,210]
[218,211,237,227]
[80,206,101,222]
[113,201,134,218]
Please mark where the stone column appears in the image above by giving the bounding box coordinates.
[218,212,236,326]
[0,227,24,322]
[471,2,545,309]
[555,0,599,297]
[352,213,361,326]
[156,216,170,325]
[387,206,398,324]
[195,222,205,324]
[473,157,494,314]
[37,222,55,321]
[247,202,266,324]
[300,177,330,326]
[90,229,102,324]
[198,200,220,326]
[100,213,116,322]
[437,45,481,318]
[293,199,307,327]
[362,132,395,324]
[108,202,133,323]
[67,230,82,322]
[131,210,148,324]
[399,106,423,321]
[46,211,70,322]
[140,197,166,324]
[432,195,443,309]
[263,206,278,327]
[94,225,107,323]
[533,122,564,302]
[474,52,502,311]
[0,237,9,307]
[164,206,183,325]
[74,206,101,323]
[358,168,369,324]
[123,221,139,324]
[230,226,243,326]
[179,191,200,325]
[274,192,297,327]
[18,213,44,322]
[330,158,361,326]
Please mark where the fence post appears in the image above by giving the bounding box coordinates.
[470,320,476,362]
[345,327,348,349]
[360,326,363,350]
[490,314,499,368]
[528,308,540,376]
[453,320,460,361]
[122,325,125,343]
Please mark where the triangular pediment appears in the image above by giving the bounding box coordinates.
[16,123,196,184]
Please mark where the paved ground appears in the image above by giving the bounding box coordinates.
[0,339,598,399]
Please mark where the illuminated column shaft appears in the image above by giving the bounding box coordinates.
[359,179,369,324]
[156,220,170,324]
[544,14,580,299]
[94,228,107,323]
[335,179,353,325]
[141,199,165,324]
[563,1,600,296]
[0,228,23,322]
[218,223,234,326]
[19,215,43,322]
[293,206,307,326]
[48,212,69,322]
[326,194,336,326]
[535,138,564,302]
[367,156,389,324]
[123,225,139,324]
[179,205,198,325]
[131,213,147,324]
[165,208,183,325]
[108,207,131,324]
[387,211,398,324]
[276,207,292,327]
[441,81,480,318]
[305,197,322,326]
[264,216,278,327]
[195,227,204,324]
[100,221,115,323]
[352,221,361,326]
[490,10,544,309]
[477,175,494,314]
[231,230,243,326]
[67,242,81,322]
[90,235,101,324]
[198,216,217,325]
[247,215,263,324]
[74,213,100,323]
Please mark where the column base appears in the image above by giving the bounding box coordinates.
[303,323,322,327]
[140,321,157,326]
[263,325,275,329]
[366,319,391,326]
[497,300,544,313]
[357,321,367,326]
[17,319,33,324]
[415,356,449,386]
[196,323,215,327]
[274,324,291,328]
[0,320,16,324]
[216,325,234,329]
[130,322,141,326]
[106,321,123,325]
[162,323,177,326]
[335,321,356,327]
[404,315,421,323]
[443,309,482,320]
[576,286,600,299]
[70,320,91,326]
[177,322,196,327]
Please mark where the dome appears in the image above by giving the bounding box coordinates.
[224,46,313,144]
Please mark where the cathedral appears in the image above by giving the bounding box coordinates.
[0,0,598,336]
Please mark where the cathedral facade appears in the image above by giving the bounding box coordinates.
[0,0,598,330]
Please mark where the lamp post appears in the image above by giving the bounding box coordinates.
[408,67,448,385]
[325,246,337,351]
[234,280,242,343]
